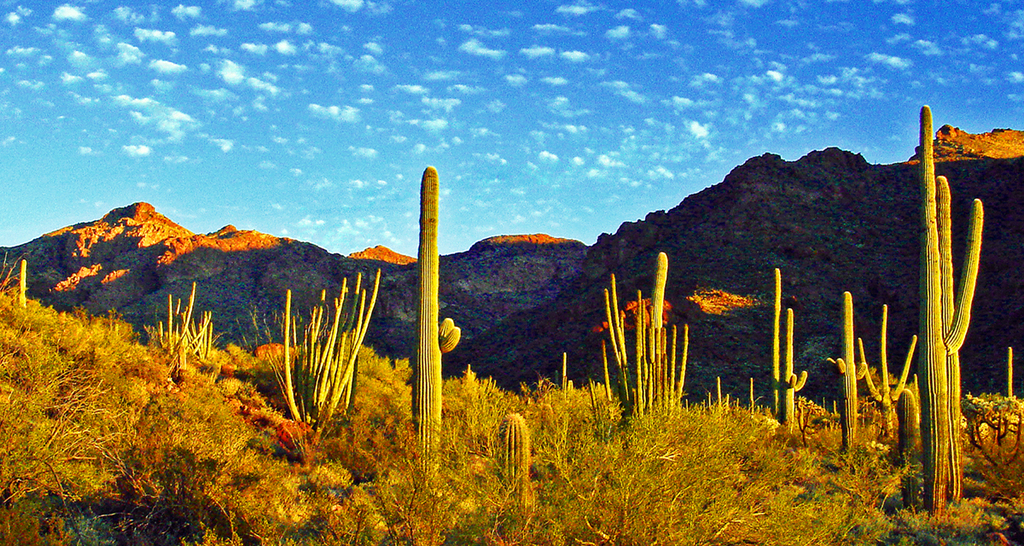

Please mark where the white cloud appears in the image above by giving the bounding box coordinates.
[505,74,528,86]
[350,146,378,158]
[309,103,360,122]
[364,41,383,55]
[891,13,914,25]
[458,38,505,59]
[232,0,260,10]
[866,52,912,70]
[422,97,462,112]
[541,76,568,85]
[649,166,674,179]
[690,72,721,86]
[606,25,630,39]
[116,43,144,64]
[354,54,385,74]
[419,118,448,131]
[112,6,143,23]
[210,138,234,152]
[650,24,668,39]
[78,146,97,155]
[1009,71,1024,83]
[603,80,646,103]
[274,40,297,55]
[395,84,428,94]
[191,25,227,37]
[68,50,92,67]
[297,23,313,34]
[135,28,177,46]
[687,120,709,138]
[538,151,559,163]
[521,45,556,58]
[330,0,364,12]
[113,94,197,141]
[597,154,624,167]
[150,59,187,74]
[766,70,784,82]
[6,7,30,26]
[259,22,292,32]
[218,60,245,84]
[123,144,151,157]
[172,5,201,19]
[241,43,268,54]
[424,70,459,81]
[560,50,590,62]
[6,46,39,56]
[53,5,86,21]
[913,40,942,56]
[739,0,768,6]
[616,9,641,19]
[556,2,600,16]
[61,72,83,84]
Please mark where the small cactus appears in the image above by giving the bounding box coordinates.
[830,291,865,451]
[898,378,922,510]
[500,413,533,509]
[18,259,26,308]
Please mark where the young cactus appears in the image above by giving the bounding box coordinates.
[1008,347,1015,399]
[899,378,922,510]
[917,106,984,513]
[830,291,866,451]
[18,259,26,308]
[500,413,533,509]
[859,304,917,438]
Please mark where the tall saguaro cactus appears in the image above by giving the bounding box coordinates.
[859,305,917,438]
[831,291,866,451]
[415,166,444,460]
[917,105,984,513]
[772,269,807,430]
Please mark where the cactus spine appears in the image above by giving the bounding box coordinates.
[415,166,444,459]
[18,259,26,308]
[832,291,866,451]
[917,106,984,513]
[860,305,917,438]
[773,269,807,430]
[500,413,533,509]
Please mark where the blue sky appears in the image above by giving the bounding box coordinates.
[1,1,1022,256]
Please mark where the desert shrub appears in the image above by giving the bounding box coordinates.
[963,393,1024,501]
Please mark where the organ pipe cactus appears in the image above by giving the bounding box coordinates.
[830,291,866,451]
[603,252,687,417]
[917,105,984,513]
[18,259,26,309]
[500,413,533,509]
[146,282,214,377]
[859,305,917,438]
[277,270,380,432]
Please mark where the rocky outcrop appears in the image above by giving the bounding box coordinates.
[3,205,587,362]
[914,125,1024,162]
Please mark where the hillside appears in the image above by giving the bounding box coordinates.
[3,204,587,359]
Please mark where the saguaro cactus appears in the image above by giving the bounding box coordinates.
[917,105,984,513]
[414,166,444,460]
[859,305,917,438]
[831,291,866,451]
[18,259,26,308]
[773,269,807,430]
[899,378,922,509]
[500,413,533,509]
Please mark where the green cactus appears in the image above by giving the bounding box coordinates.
[859,305,917,438]
[831,291,866,451]
[276,271,380,433]
[772,269,808,430]
[1008,347,1015,399]
[898,377,922,510]
[414,166,444,460]
[602,252,687,417]
[18,259,26,309]
[146,282,214,378]
[917,105,984,513]
[500,413,533,509]
[439,317,461,354]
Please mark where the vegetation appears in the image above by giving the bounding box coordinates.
[2,113,1023,544]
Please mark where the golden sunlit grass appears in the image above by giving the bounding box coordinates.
[687,287,761,315]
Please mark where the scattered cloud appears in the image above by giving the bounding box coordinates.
[891,13,914,25]
[116,43,144,64]
[274,40,297,55]
[395,84,428,94]
[650,24,668,39]
[309,103,361,122]
[172,5,201,19]
[866,52,912,70]
[556,2,600,16]
[687,120,709,138]
[135,28,177,46]
[242,43,269,55]
[192,25,227,37]
[541,76,568,85]
[505,74,528,86]
[458,38,506,59]
[606,25,630,39]
[561,50,590,62]
[53,5,86,22]
[150,60,187,74]
[329,0,364,12]
[123,144,151,157]
[603,80,646,103]
[521,45,556,58]
[538,151,559,162]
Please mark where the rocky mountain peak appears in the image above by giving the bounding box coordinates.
[348,245,416,265]
[910,125,1024,162]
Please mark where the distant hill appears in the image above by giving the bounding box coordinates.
[2,203,587,359]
